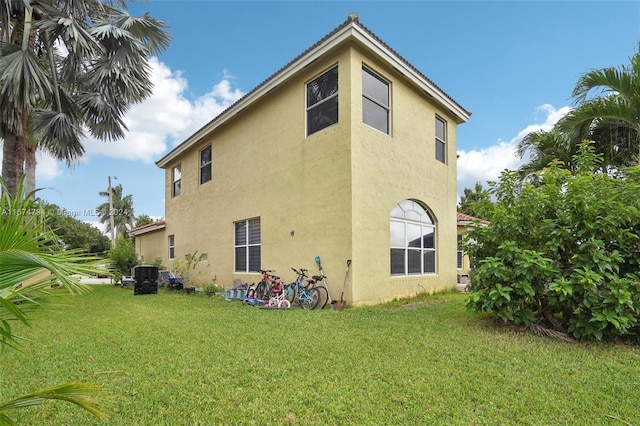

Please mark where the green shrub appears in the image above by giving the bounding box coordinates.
[107,237,139,282]
[466,143,640,341]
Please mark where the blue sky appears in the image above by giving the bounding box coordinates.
[18,1,640,229]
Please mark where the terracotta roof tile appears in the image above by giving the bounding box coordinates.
[457,212,490,225]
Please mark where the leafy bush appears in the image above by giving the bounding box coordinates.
[466,143,640,341]
[107,237,139,282]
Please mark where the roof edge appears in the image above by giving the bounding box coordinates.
[156,15,471,169]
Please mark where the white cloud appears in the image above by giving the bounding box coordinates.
[81,57,245,162]
[35,151,64,182]
[457,104,572,198]
[0,58,245,179]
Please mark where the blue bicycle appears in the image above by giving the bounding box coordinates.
[284,268,320,310]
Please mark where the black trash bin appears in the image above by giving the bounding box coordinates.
[133,265,158,295]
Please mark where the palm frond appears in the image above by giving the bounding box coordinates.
[560,96,639,134]
[111,10,171,56]
[572,66,633,104]
[0,382,105,421]
[0,43,53,110]
[31,110,86,162]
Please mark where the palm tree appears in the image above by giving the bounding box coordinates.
[0,176,105,422]
[516,128,580,182]
[0,0,170,196]
[458,181,492,218]
[97,183,135,241]
[558,43,640,165]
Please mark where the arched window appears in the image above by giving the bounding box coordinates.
[390,200,436,275]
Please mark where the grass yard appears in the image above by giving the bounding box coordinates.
[1,286,639,425]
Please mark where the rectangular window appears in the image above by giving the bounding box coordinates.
[168,234,175,260]
[306,66,338,136]
[235,218,261,272]
[363,67,390,134]
[172,164,181,197]
[436,116,446,163]
[200,145,212,184]
[457,235,463,269]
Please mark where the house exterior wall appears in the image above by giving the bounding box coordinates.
[457,226,472,280]
[161,46,354,289]
[348,47,458,303]
[134,230,166,265]
[138,34,465,303]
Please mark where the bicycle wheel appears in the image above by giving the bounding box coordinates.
[255,280,269,300]
[278,299,291,309]
[312,285,329,309]
[284,284,297,305]
[300,287,320,310]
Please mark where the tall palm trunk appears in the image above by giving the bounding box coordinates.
[25,143,37,195]
[1,133,22,196]
[0,7,30,197]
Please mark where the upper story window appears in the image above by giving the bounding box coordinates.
[362,67,390,134]
[172,164,181,197]
[306,66,338,136]
[436,116,447,163]
[200,145,212,184]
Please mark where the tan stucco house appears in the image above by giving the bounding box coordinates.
[133,14,471,304]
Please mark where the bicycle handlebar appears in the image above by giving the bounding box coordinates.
[291,267,308,277]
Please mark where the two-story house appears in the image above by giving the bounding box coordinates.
[133,13,471,304]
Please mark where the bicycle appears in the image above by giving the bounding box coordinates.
[255,269,280,300]
[284,268,320,310]
[265,280,291,309]
[305,273,329,309]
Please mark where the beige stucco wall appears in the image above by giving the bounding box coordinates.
[348,47,458,303]
[141,40,462,303]
[160,46,353,293]
[134,230,166,265]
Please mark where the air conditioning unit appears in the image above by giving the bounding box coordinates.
[132,265,159,295]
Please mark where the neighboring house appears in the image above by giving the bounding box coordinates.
[456,212,489,284]
[135,14,471,304]
[129,220,166,264]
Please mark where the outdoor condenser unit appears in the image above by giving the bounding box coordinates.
[133,265,159,295]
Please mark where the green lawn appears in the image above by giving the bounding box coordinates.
[2,286,639,425]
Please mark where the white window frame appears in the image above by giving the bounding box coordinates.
[390,200,436,276]
[172,164,181,197]
[436,116,447,163]
[306,66,338,137]
[362,66,390,134]
[200,145,212,185]
[234,218,261,273]
[457,235,464,270]
[168,234,175,260]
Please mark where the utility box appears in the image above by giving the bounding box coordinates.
[133,265,158,295]
[457,274,469,284]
